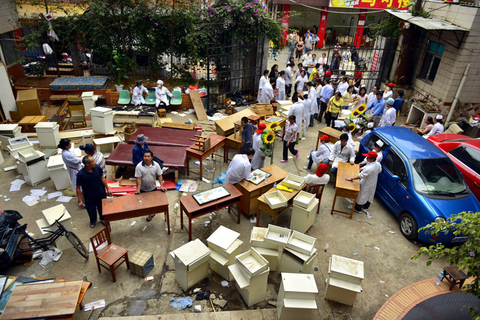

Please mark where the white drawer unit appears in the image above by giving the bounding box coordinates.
[229,263,269,307]
[93,136,121,158]
[279,247,317,274]
[34,122,60,148]
[90,107,114,134]
[277,273,318,320]
[47,155,71,190]
[290,198,318,233]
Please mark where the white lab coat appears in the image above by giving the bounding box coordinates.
[296,75,308,91]
[309,87,318,115]
[383,89,393,101]
[276,77,286,100]
[381,107,396,127]
[311,143,333,164]
[361,150,383,165]
[366,92,376,115]
[337,81,349,95]
[260,82,274,104]
[305,173,330,185]
[424,122,444,138]
[328,141,355,168]
[357,161,382,205]
[132,86,148,106]
[155,86,173,107]
[302,99,311,134]
[345,131,356,148]
[251,133,265,170]
[257,76,268,102]
[224,154,253,185]
[288,102,305,125]
[62,149,82,191]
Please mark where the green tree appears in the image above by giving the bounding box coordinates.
[412,211,480,318]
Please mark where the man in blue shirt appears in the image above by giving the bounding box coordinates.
[76,155,112,228]
[240,116,257,154]
[367,91,386,127]
[393,90,404,117]
[318,81,337,123]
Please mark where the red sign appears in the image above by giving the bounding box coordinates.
[317,7,328,48]
[281,5,290,46]
[354,10,367,48]
[329,0,410,10]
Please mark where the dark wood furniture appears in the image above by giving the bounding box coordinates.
[186,133,226,179]
[442,265,467,291]
[90,228,129,282]
[307,184,326,214]
[179,183,242,241]
[102,191,170,234]
[331,162,360,219]
[127,126,199,147]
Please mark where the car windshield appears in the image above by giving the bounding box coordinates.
[410,158,468,196]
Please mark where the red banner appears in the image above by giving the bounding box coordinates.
[317,7,328,48]
[354,10,367,48]
[329,0,410,10]
[281,5,290,46]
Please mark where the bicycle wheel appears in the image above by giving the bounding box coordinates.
[65,232,89,260]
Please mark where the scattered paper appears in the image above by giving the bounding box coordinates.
[204,221,210,227]
[178,113,187,117]
[143,226,147,231]
[202,177,211,183]
[131,221,137,226]
[388,231,395,234]
[9,184,22,192]
[56,196,72,203]
[48,191,63,199]
[171,111,178,114]
[84,299,106,311]
[5,198,10,201]
[250,216,257,224]
[31,189,47,196]
[11,179,26,186]
[374,246,381,251]
[145,276,154,281]
[193,288,201,293]
[179,180,199,193]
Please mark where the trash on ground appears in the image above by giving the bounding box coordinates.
[193,288,201,293]
[379,280,385,284]
[194,305,202,312]
[374,246,381,251]
[84,299,106,311]
[212,298,227,308]
[221,280,229,287]
[145,276,154,281]
[388,231,395,234]
[170,297,193,311]
[195,290,211,301]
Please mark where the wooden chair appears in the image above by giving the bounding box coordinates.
[67,98,86,129]
[90,227,129,282]
[307,184,326,214]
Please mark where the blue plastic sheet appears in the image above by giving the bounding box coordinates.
[170,297,193,311]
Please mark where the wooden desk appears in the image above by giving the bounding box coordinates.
[180,183,242,241]
[102,192,170,234]
[186,133,226,179]
[256,187,305,226]
[316,127,342,149]
[331,162,360,219]
[226,133,241,161]
[235,164,288,216]
[18,115,48,133]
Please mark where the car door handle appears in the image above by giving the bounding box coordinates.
[474,182,480,188]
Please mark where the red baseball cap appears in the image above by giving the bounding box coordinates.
[362,150,378,159]
[316,163,328,177]
[319,134,329,142]
[256,123,267,134]
[387,82,395,88]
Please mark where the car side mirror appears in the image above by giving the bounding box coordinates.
[392,175,401,182]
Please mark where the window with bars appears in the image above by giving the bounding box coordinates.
[418,41,445,83]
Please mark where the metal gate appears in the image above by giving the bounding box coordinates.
[205,24,266,110]
[325,36,397,91]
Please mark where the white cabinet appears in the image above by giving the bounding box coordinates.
[47,155,71,190]
[90,107,114,134]
[34,122,60,148]
[207,226,242,281]
[81,91,98,114]
[290,198,318,233]
[277,273,318,320]
[324,255,364,306]
[93,136,121,158]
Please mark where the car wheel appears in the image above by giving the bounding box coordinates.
[399,212,418,240]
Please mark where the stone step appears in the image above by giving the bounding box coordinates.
[99,309,276,320]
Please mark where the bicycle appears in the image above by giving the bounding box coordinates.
[0,211,89,267]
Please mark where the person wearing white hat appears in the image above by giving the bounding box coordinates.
[360,140,384,165]
[155,80,173,110]
[132,80,149,106]
[380,98,396,127]
[424,114,444,138]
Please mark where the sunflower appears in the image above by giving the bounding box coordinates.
[262,131,276,144]
[268,121,280,131]
[352,110,361,118]
[348,122,356,132]
[356,104,367,113]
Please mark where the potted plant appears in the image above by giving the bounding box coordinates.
[112,50,134,91]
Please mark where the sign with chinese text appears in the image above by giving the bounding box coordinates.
[329,0,409,10]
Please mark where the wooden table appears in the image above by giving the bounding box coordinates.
[180,183,242,241]
[225,133,241,161]
[235,164,288,216]
[331,162,360,219]
[256,186,305,227]
[442,265,467,291]
[316,127,342,149]
[102,191,170,234]
[18,115,48,133]
[186,133,226,179]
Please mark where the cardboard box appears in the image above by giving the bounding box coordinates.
[130,250,154,277]
[16,89,41,118]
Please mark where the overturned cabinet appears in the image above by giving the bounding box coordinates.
[0,124,21,151]
[16,149,50,186]
[169,239,210,291]
[277,273,318,320]
[34,122,60,148]
[250,227,280,271]
[36,204,73,251]
[207,226,242,281]
[324,255,364,306]
[47,154,71,190]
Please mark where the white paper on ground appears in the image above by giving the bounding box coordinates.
[88,240,108,253]
[48,191,63,199]
[56,196,73,203]
[9,184,21,192]
[84,299,106,311]
[11,179,26,186]
[31,189,47,196]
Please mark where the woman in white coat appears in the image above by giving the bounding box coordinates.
[58,138,82,196]
[257,70,269,102]
[251,123,266,170]
[155,80,173,110]
[276,71,286,101]
[307,81,318,126]
[346,151,382,217]
[260,80,275,104]
[132,80,149,106]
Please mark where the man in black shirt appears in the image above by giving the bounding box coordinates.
[76,155,112,228]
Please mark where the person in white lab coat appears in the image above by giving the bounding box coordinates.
[288,94,305,139]
[155,80,173,110]
[341,125,356,148]
[58,138,82,197]
[276,71,286,101]
[257,70,270,102]
[307,81,318,127]
[304,163,330,185]
[301,93,311,137]
[251,123,266,170]
[359,140,384,166]
[224,148,255,185]
[345,150,382,216]
[381,98,396,127]
[328,133,355,177]
[132,81,149,106]
[305,134,331,171]
[260,80,275,104]
[424,114,444,138]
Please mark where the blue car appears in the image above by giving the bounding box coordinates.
[358,127,480,244]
